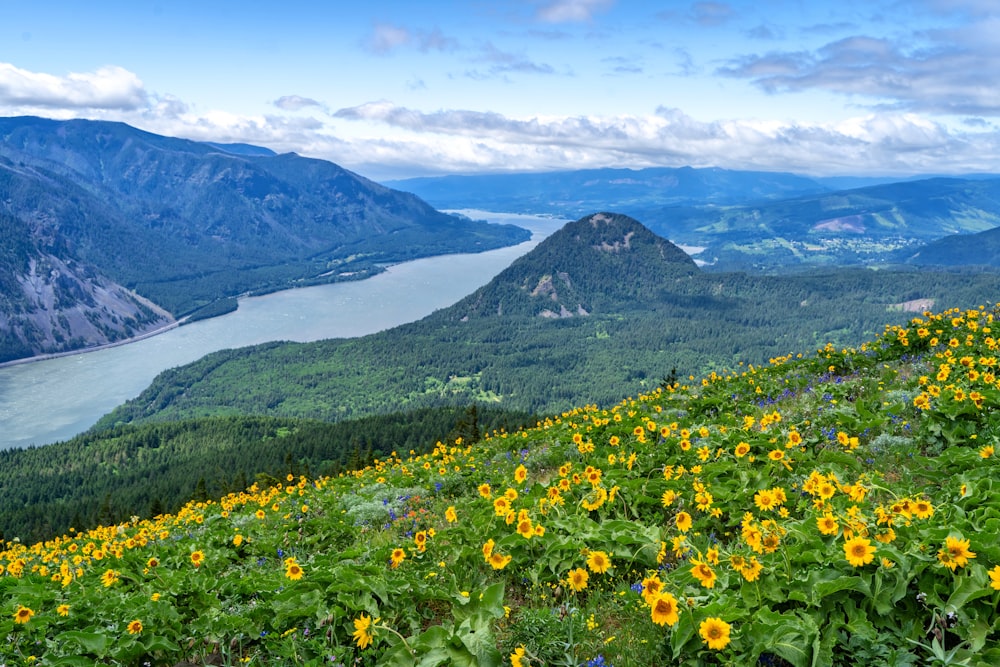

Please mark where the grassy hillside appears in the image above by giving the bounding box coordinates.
[2,304,1000,665]
[0,406,533,544]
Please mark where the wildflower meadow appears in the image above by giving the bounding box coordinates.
[3,305,1000,666]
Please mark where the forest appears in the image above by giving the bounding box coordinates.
[96,244,1000,429]
[0,405,533,543]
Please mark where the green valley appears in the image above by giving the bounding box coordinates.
[94,213,1000,430]
[390,170,1000,272]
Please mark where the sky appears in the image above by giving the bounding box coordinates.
[1,0,999,180]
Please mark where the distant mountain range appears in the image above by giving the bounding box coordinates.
[386,166,829,215]
[388,169,1000,271]
[0,117,529,362]
[94,213,1000,430]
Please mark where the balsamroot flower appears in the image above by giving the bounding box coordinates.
[352,612,377,649]
[650,592,679,627]
[699,617,732,649]
[13,605,34,624]
[843,536,876,567]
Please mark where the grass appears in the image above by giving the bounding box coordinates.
[2,304,1000,666]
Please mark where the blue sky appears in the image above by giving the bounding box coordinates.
[2,0,998,179]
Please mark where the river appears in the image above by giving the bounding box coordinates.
[0,211,566,450]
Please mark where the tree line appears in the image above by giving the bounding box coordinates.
[0,405,533,543]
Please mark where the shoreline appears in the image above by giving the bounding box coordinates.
[0,213,549,371]
[0,319,185,369]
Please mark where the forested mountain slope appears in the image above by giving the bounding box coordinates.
[0,116,528,362]
[94,213,1000,429]
[901,223,1000,267]
[0,405,533,543]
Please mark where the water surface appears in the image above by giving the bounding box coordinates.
[0,211,565,449]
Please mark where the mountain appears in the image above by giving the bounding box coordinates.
[93,212,1000,429]
[450,212,697,320]
[0,116,529,362]
[900,224,1000,267]
[385,166,828,216]
[631,176,1000,270]
[3,303,1000,665]
[389,168,1000,271]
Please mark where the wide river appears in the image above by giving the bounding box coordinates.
[0,211,566,450]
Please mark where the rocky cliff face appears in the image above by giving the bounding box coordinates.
[0,253,172,361]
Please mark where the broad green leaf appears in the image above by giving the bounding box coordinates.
[50,658,98,667]
[813,574,871,604]
[141,635,181,653]
[749,608,815,667]
[55,630,111,657]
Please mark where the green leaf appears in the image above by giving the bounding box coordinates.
[457,617,502,666]
[813,574,871,604]
[945,569,992,611]
[670,611,696,659]
[748,608,815,667]
[50,658,98,667]
[141,634,181,653]
[55,630,111,657]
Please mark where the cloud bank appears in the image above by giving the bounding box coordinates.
[2,63,999,181]
[720,18,1000,116]
[331,101,1000,178]
[0,64,147,110]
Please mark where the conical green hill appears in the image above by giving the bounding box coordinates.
[449,212,699,320]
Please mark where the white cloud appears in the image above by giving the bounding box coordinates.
[367,23,412,54]
[364,23,459,55]
[0,63,147,110]
[689,2,735,27]
[3,64,998,181]
[465,42,557,79]
[274,95,324,112]
[719,17,1000,116]
[331,101,1000,178]
[535,0,615,23]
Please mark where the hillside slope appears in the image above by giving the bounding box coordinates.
[93,213,1000,428]
[0,116,529,361]
[2,305,999,665]
[0,406,534,542]
[901,224,1000,267]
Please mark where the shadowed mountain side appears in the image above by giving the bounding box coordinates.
[900,225,1000,267]
[0,116,529,361]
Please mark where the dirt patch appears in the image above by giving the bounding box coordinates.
[892,298,935,313]
[812,214,866,233]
